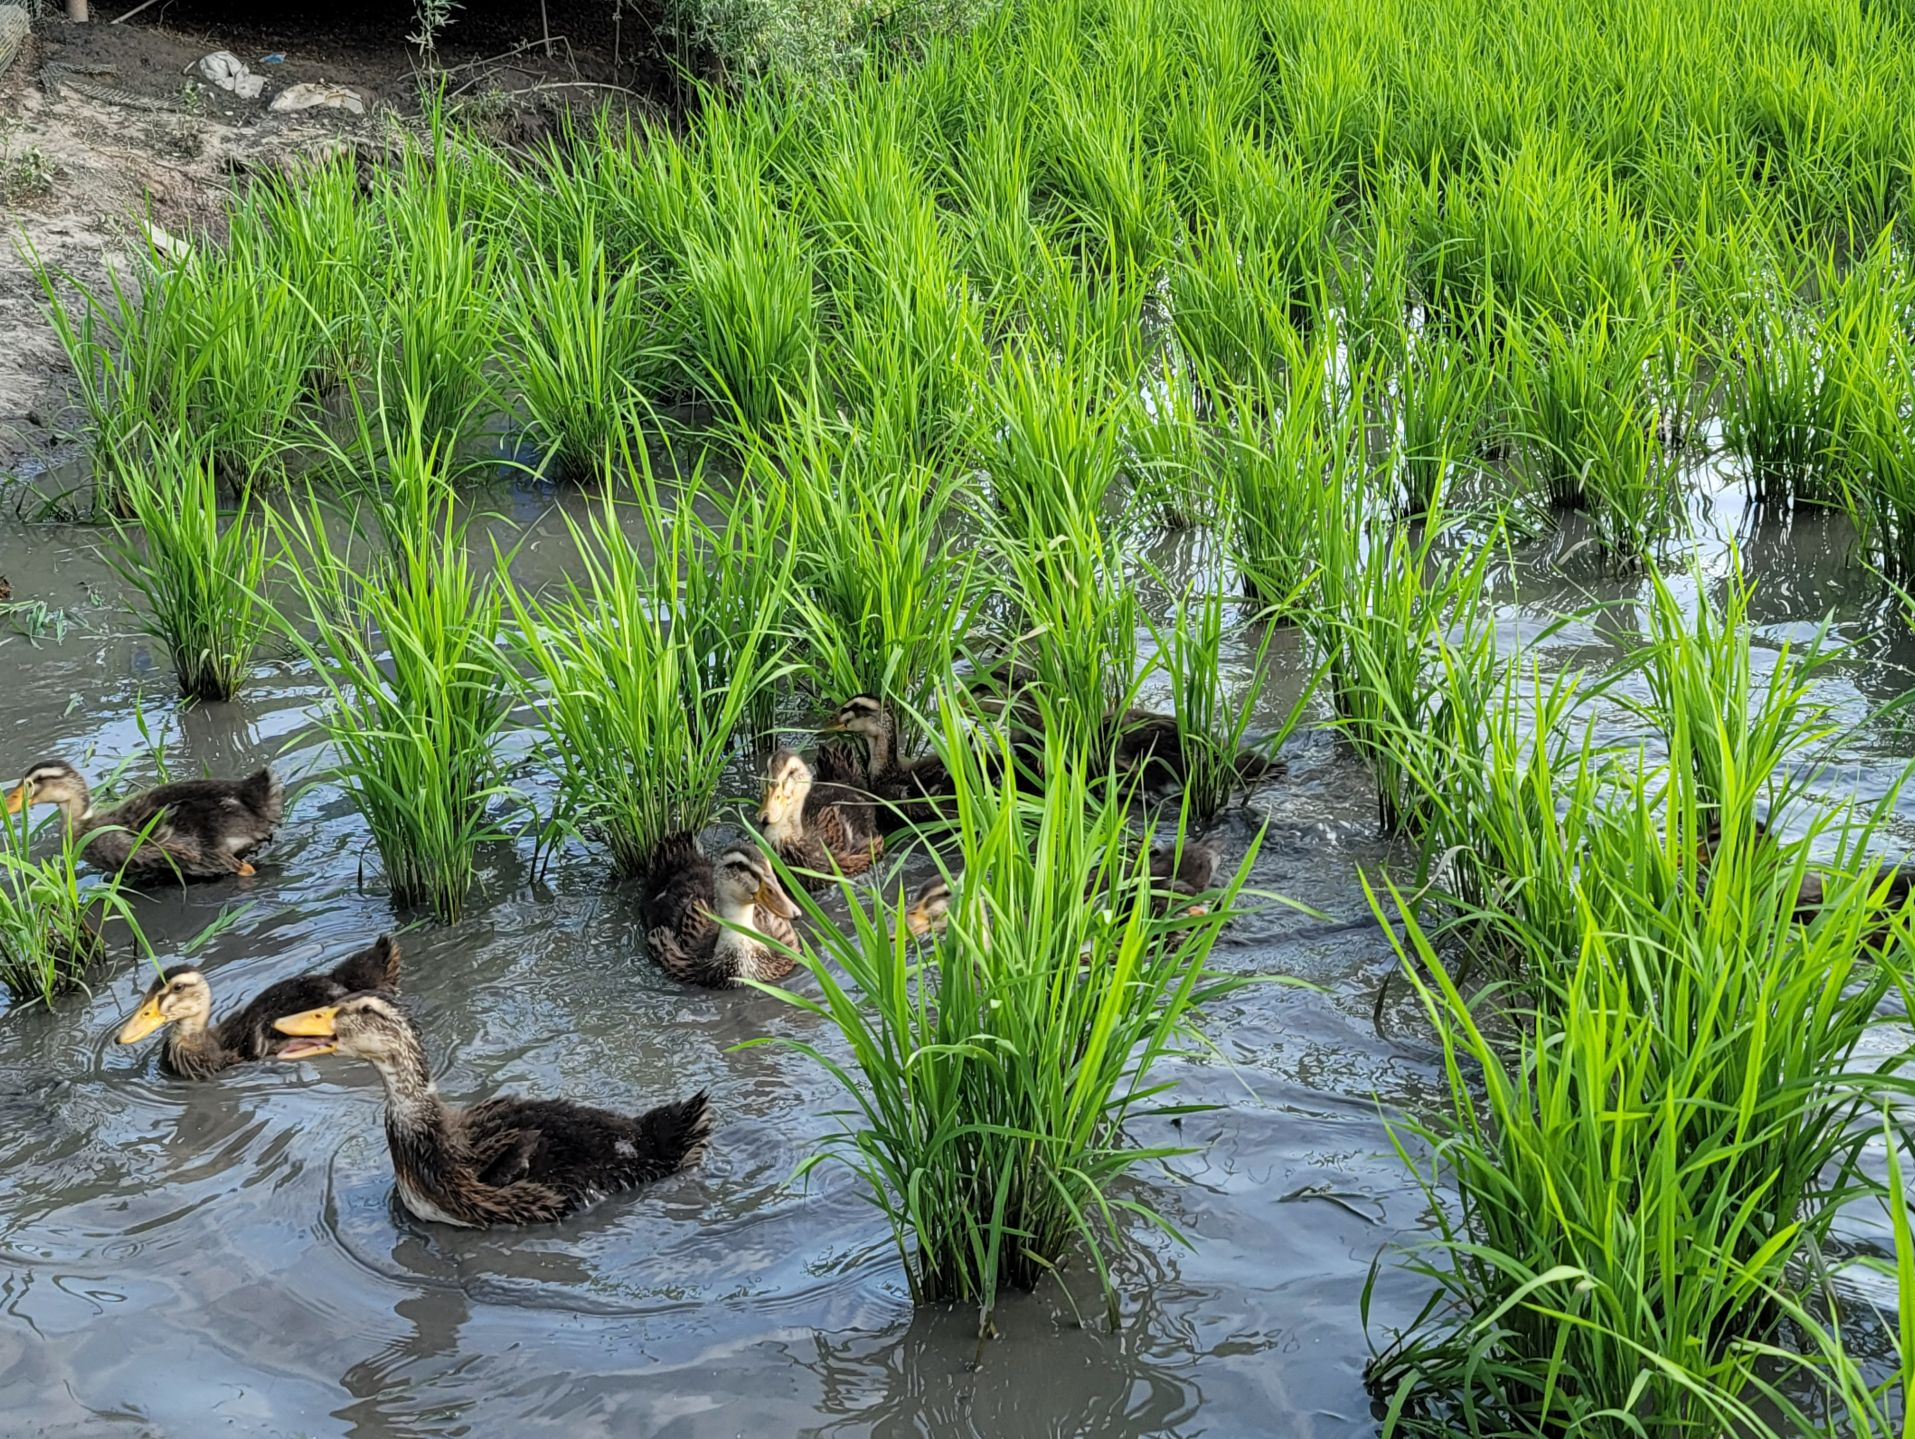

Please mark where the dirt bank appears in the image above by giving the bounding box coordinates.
[0,1,661,471]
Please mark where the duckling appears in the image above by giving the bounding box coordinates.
[642,835,800,988]
[822,695,950,827]
[115,935,401,1080]
[904,876,956,939]
[6,760,283,880]
[273,993,711,1227]
[1109,711,1280,797]
[1697,814,1911,938]
[758,748,883,888]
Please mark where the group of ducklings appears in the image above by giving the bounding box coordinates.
[5,691,1241,1231]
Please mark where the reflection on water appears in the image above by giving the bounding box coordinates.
[0,469,1909,1436]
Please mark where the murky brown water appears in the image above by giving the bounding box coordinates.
[1,464,1909,1437]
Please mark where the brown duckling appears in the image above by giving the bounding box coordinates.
[1697,815,1911,938]
[273,993,711,1227]
[758,748,883,887]
[116,936,401,1080]
[822,694,950,827]
[1109,710,1280,797]
[7,760,282,880]
[642,834,801,988]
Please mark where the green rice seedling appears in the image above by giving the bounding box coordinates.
[1142,580,1314,819]
[985,341,1128,542]
[1221,338,1364,617]
[376,172,502,450]
[1364,722,1915,1436]
[677,461,801,749]
[1511,313,1677,561]
[1309,486,1504,837]
[764,413,981,734]
[676,157,818,434]
[273,449,513,921]
[1719,304,1837,507]
[749,699,1257,1331]
[0,803,145,1007]
[496,222,664,484]
[238,152,388,394]
[1634,556,1840,818]
[1395,331,1493,516]
[108,433,271,703]
[1123,375,1219,533]
[34,231,316,505]
[503,444,787,877]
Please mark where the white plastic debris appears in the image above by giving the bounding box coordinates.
[269,82,365,117]
[197,50,264,100]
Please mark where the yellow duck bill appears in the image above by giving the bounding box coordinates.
[116,998,166,1045]
[273,1004,340,1060]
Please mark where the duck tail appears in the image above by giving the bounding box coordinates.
[633,1090,713,1176]
[240,767,285,826]
[644,830,703,888]
[332,933,402,993]
[645,926,740,989]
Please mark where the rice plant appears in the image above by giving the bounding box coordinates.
[749,700,1256,1330]
[503,439,787,877]
[1395,331,1493,516]
[1511,313,1678,561]
[108,433,271,703]
[273,424,513,921]
[0,803,144,1006]
[1364,713,1915,1437]
[1720,305,1837,507]
[762,413,981,732]
[497,223,663,484]
[1142,580,1313,818]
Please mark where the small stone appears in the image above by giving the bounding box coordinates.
[197,51,265,101]
[270,82,366,117]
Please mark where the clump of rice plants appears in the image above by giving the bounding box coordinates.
[1223,337,1362,616]
[1364,696,1915,1436]
[1394,330,1493,516]
[376,154,503,449]
[0,802,145,1007]
[1511,313,1677,561]
[274,404,514,921]
[1143,580,1311,818]
[504,444,786,877]
[497,222,663,484]
[756,410,980,730]
[1720,305,1837,507]
[675,137,818,433]
[751,701,1254,1330]
[1307,484,1503,836]
[108,434,270,703]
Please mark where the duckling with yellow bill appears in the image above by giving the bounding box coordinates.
[8,759,282,880]
[273,993,712,1227]
[117,934,400,1080]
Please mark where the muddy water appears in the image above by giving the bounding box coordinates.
[0,474,1908,1438]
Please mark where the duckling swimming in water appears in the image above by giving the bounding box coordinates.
[274,993,711,1228]
[7,760,282,880]
[116,935,401,1080]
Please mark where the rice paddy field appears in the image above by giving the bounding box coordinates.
[8,0,1915,1432]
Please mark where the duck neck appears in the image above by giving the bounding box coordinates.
[163,1017,226,1077]
[762,791,808,847]
[864,719,896,778]
[368,1038,444,1134]
[55,784,96,829]
[714,889,761,934]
